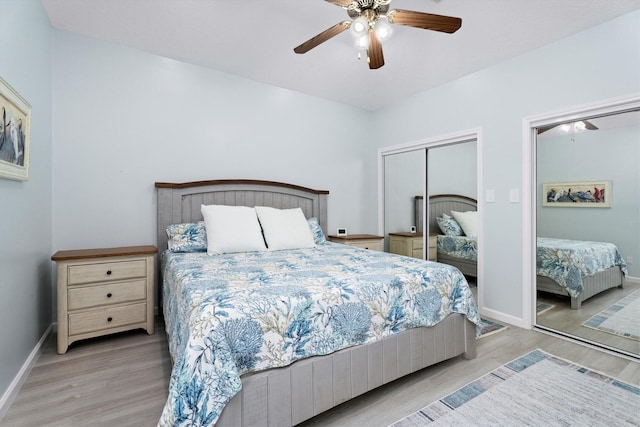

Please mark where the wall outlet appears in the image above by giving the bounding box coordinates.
[627,256,633,265]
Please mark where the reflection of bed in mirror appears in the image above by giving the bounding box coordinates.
[422,194,478,278]
[423,194,627,309]
[156,180,478,426]
[535,238,626,309]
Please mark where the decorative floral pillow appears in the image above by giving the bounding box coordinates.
[436,214,464,236]
[307,217,326,244]
[166,221,207,252]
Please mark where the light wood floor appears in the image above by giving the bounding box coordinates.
[2,318,639,427]
[537,280,640,356]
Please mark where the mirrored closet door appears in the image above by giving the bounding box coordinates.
[382,139,479,301]
[534,109,640,358]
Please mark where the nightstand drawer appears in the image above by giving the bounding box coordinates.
[411,249,423,258]
[349,241,383,251]
[68,303,147,336]
[412,239,423,249]
[68,280,147,310]
[68,260,147,285]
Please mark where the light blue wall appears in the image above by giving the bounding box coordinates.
[51,31,375,255]
[0,0,52,402]
[372,11,640,319]
[429,142,477,198]
[537,124,640,277]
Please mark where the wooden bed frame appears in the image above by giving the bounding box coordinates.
[155,180,477,426]
[424,194,625,309]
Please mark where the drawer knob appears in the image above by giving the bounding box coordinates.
[107,293,112,298]
[107,317,113,322]
[106,270,112,275]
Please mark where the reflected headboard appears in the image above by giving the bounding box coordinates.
[155,180,329,252]
[415,194,477,234]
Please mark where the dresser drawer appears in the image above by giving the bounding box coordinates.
[68,259,147,285]
[68,280,147,310]
[68,303,147,336]
[412,238,423,249]
[412,249,423,258]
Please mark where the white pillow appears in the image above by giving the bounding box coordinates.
[255,206,315,250]
[451,210,478,237]
[200,205,267,254]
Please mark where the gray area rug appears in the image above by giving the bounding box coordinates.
[389,349,640,426]
[583,289,640,341]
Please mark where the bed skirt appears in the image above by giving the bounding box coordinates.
[216,313,476,426]
[537,266,625,309]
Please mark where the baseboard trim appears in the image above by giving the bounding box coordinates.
[625,275,639,285]
[0,323,54,422]
[480,307,526,329]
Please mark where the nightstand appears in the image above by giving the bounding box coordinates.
[389,232,438,261]
[428,233,438,262]
[52,245,157,354]
[327,234,384,251]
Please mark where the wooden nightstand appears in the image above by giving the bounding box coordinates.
[52,245,157,354]
[328,234,384,251]
[389,232,438,261]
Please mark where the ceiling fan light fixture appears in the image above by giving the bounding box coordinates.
[351,16,369,37]
[374,18,393,41]
[574,121,587,132]
[354,34,369,49]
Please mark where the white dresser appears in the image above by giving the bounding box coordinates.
[52,245,156,354]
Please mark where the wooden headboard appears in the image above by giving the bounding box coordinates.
[155,180,329,252]
[415,194,477,234]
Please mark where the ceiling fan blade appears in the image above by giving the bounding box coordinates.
[583,120,598,130]
[294,21,351,54]
[387,9,462,33]
[325,0,352,7]
[537,125,556,134]
[367,29,384,69]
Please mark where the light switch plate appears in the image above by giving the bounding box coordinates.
[509,189,520,203]
[486,189,495,203]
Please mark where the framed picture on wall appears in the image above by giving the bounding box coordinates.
[542,181,611,207]
[0,75,31,181]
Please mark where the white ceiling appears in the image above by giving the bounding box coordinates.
[41,0,640,111]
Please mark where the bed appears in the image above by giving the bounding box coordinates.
[425,194,627,309]
[424,194,478,278]
[156,180,480,427]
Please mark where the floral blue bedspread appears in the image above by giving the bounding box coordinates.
[158,242,480,426]
[437,235,477,261]
[536,237,627,298]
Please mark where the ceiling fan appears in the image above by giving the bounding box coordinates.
[293,0,462,70]
[537,120,599,134]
